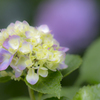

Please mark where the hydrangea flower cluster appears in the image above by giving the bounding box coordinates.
[0,21,69,85]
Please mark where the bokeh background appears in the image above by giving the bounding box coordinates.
[0,0,99,100]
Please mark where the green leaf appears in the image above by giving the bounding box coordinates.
[44,97,70,100]
[0,76,11,83]
[61,54,82,77]
[25,70,62,98]
[8,97,30,100]
[41,86,79,100]
[78,38,100,84]
[73,84,100,100]
[0,74,11,83]
[60,87,79,99]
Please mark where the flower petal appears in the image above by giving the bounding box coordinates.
[15,69,22,78]
[37,25,50,33]
[26,68,39,85]
[25,31,35,38]
[23,21,29,25]
[3,35,20,50]
[19,41,32,54]
[10,59,23,77]
[57,62,68,70]
[58,47,69,52]
[25,31,32,38]
[38,67,48,77]
[46,62,58,71]
[3,38,9,49]
[10,56,29,70]
[17,56,30,70]
[0,48,13,71]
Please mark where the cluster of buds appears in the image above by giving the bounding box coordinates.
[0,21,69,85]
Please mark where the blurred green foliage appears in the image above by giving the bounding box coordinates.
[44,97,70,100]
[73,84,100,100]
[0,80,28,100]
[77,38,100,85]
[8,97,30,100]
[0,0,34,28]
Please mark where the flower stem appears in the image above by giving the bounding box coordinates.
[38,92,42,100]
[28,87,36,100]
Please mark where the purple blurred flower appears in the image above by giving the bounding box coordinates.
[35,0,98,53]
